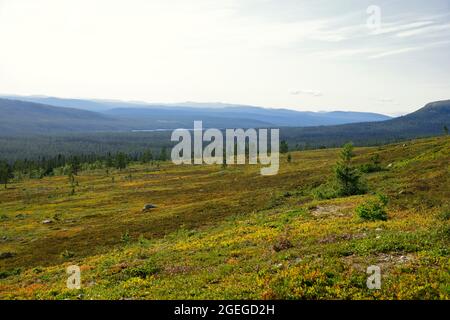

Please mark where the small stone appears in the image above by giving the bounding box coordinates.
[142,204,157,212]
[42,219,53,224]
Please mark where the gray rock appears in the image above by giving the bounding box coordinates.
[142,204,157,212]
[42,219,53,224]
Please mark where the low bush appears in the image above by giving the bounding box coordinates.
[359,154,383,173]
[311,182,340,200]
[355,194,389,221]
[123,261,160,279]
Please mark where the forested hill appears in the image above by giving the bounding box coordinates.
[281,100,450,148]
[0,98,123,134]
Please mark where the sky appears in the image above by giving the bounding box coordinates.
[0,0,449,115]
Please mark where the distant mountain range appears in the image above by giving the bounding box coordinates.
[0,95,391,134]
[0,99,122,135]
[0,97,448,161]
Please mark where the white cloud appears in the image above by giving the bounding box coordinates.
[315,48,376,59]
[370,20,435,35]
[290,89,323,97]
[396,23,450,37]
[368,47,423,59]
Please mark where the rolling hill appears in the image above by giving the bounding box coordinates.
[281,100,450,147]
[103,106,391,128]
[0,95,392,132]
[0,99,124,135]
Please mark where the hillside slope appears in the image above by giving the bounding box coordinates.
[0,136,448,299]
[282,100,450,147]
[0,99,124,134]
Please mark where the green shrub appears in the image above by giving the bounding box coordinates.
[438,208,450,221]
[123,261,160,279]
[312,182,340,200]
[356,194,389,221]
[312,142,368,200]
[121,231,131,243]
[0,268,21,279]
[360,154,383,173]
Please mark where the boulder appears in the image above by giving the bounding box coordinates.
[142,204,157,212]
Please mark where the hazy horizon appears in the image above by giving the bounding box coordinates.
[0,93,404,116]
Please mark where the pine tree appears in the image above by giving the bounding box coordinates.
[159,147,168,161]
[115,152,128,170]
[334,143,365,196]
[106,152,114,168]
[0,160,13,189]
[141,150,153,163]
[69,156,81,175]
[280,140,289,154]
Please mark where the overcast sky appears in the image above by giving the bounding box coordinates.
[0,0,449,115]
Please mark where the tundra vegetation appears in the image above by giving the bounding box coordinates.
[0,136,449,299]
